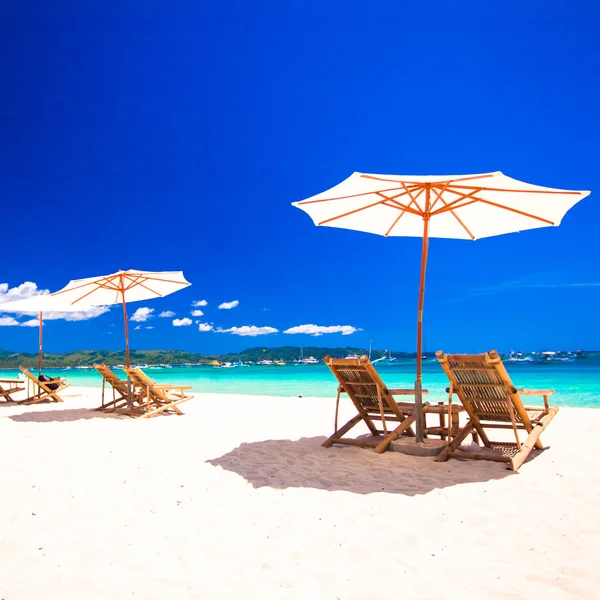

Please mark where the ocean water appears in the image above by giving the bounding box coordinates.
[3,358,599,408]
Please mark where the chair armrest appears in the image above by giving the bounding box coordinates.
[515,389,554,396]
[515,388,554,410]
[154,384,192,390]
[388,388,429,396]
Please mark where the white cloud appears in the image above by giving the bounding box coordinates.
[283,324,362,336]
[0,316,20,326]
[173,317,193,327]
[134,325,141,330]
[131,307,154,322]
[198,323,213,332]
[191,309,204,317]
[159,310,175,318]
[0,281,48,303]
[218,300,239,310]
[192,300,208,307]
[146,326,154,330]
[20,319,41,327]
[0,282,110,324]
[216,325,278,336]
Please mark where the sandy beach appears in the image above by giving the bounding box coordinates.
[1,385,598,599]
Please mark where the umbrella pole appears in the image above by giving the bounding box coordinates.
[38,311,43,377]
[120,280,133,409]
[415,216,430,443]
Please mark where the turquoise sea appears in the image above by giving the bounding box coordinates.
[3,358,600,408]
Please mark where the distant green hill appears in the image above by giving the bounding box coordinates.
[0,346,423,368]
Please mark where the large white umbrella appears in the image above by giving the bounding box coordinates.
[0,295,96,375]
[293,171,590,441]
[51,269,191,368]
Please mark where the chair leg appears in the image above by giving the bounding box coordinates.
[140,398,190,419]
[510,411,557,471]
[322,414,363,448]
[373,414,416,454]
[435,422,475,462]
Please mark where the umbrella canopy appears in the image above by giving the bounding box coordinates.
[0,295,97,375]
[51,269,191,367]
[293,171,590,441]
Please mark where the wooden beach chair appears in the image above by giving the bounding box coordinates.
[323,355,462,454]
[18,366,68,404]
[123,367,193,418]
[435,350,559,471]
[0,378,26,402]
[93,364,142,412]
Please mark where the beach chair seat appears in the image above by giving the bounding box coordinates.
[323,355,462,454]
[0,378,26,402]
[435,350,559,471]
[18,366,68,404]
[93,363,144,412]
[123,367,193,418]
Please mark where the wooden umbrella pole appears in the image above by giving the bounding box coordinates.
[414,190,431,443]
[120,276,133,409]
[121,284,130,368]
[38,311,43,377]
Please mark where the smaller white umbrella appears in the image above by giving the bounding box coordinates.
[51,269,191,368]
[0,295,97,375]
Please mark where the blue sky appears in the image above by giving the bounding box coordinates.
[0,1,598,354]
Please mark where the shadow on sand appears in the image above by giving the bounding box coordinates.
[207,435,519,496]
[9,408,127,423]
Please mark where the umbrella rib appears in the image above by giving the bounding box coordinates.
[296,184,421,205]
[432,194,476,240]
[128,275,189,286]
[317,198,391,226]
[430,188,485,215]
[428,182,451,213]
[135,280,165,297]
[448,184,583,195]
[376,191,423,216]
[52,275,121,304]
[433,195,556,225]
[361,173,496,186]
[443,173,497,184]
[474,199,556,225]
[399,183,426,215]
[383,187,426,236]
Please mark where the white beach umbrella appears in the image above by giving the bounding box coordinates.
[51,269,191,368]
[293,171,590,441]
[0,295,96,375]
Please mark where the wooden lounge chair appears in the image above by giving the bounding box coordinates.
[18,366,68,404]
[0,378,25,402]
[323,355,462,454]
[123,367,193,418]
[93,364,142,412]
[435,350,559,471]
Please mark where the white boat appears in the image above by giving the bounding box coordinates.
[372,350,397,365]
[301,356,319,364]
[257,359,274,365]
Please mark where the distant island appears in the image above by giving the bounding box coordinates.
[0,346,429,369]
[0,346,597,369]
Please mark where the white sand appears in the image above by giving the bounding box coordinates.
[0,385,598,599]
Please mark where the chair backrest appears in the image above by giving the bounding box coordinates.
[123,367,169,402]
[324,355,403,416]
[19,366,38,383]
[19,366,67,394]
[94,364,129,393]
[436,350,532,427]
